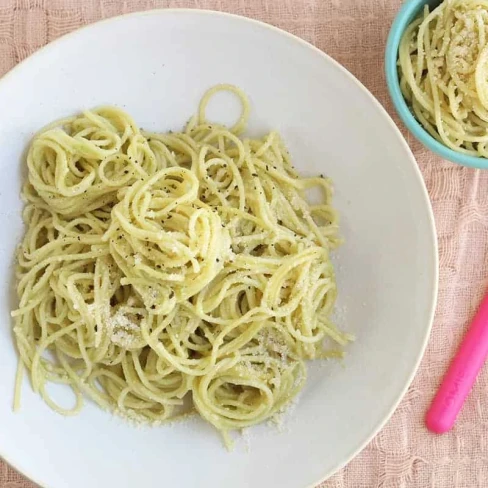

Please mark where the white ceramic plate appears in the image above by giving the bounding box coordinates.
[0,9,438,488]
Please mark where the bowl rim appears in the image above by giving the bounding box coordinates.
[385,0,488,169]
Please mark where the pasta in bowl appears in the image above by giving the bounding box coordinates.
[12,85,349,448]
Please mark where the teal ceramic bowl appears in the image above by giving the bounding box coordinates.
[385,0,488,169]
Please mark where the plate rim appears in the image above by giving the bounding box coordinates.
[0,8,439,488]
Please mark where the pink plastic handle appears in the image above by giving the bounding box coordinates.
[426,291,488,434]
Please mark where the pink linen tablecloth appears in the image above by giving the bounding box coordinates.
[1,1,488,487]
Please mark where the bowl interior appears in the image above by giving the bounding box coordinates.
[402,0,442,22]
[385,0,488,169]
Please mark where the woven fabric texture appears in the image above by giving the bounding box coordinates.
[1,1,488,487]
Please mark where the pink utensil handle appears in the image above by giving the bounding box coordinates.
[426,291,488,434]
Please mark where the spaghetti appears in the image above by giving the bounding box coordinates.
[398,0,488,156]
[11,84,349,446]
